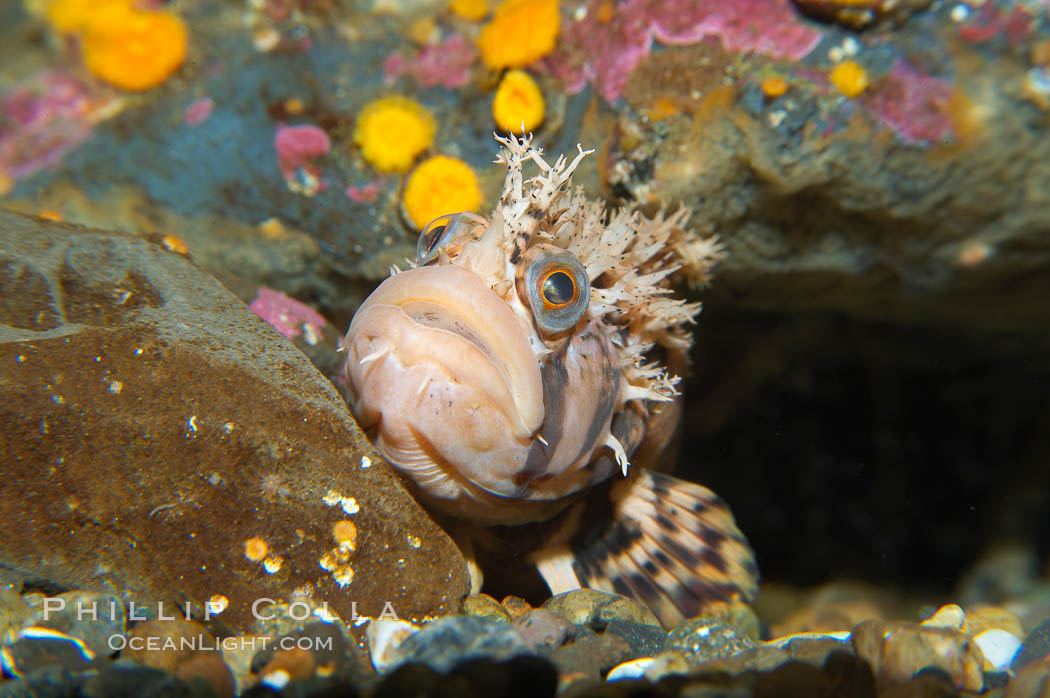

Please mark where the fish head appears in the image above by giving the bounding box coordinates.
[344,135,723,525]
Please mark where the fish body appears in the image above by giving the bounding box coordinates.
[344,135,757,625]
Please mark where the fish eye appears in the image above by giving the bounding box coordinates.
[415,214,455,266]
[415,212,486,266]
[519,245,589,335]
[540,270,577,308]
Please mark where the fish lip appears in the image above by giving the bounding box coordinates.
[346,264,544,440]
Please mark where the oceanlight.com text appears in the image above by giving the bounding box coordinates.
[107,634,333,653]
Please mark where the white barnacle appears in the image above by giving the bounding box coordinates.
[333,565,354,587]
[341,496,360,514]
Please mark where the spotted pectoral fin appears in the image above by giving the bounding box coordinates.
[532,470,758,628]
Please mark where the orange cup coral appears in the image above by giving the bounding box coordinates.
[449,0,489,21]
[401,155,482,229]
[493,69,545,133]
[47,0,132,34]
[478,0,560,69]
[830,60,870,98]
[354,96,436,173]
[81,3,188,91]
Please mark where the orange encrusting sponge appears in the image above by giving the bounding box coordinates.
[478,0,560,69]
[48,0,188,91]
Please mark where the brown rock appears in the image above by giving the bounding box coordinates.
[0,210,469,638]
[125,619,216,673]
[175,653,236,698]
[851,619,984,692]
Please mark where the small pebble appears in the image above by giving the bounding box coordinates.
[462,594,511,623]
[445,655,558,698]
[921,603,965,630]
[80,662,205,698]
[852,618,984,692]
[973,629,1022,671]
[371,662,442,698]
[1012,618,1050,670]
[550,632,630,686]
[125,618,215,673]
[542,590,661,631]
[175,653,236,698]
[500,596,533,621]
[0,627,95,677]
[380,615,532,674]
[643,649,692,680]
[0,663,84,696]
[32,591,126,657]
[606,657,654,681]
[251,622,350,681]
[665,617,755,665]
[515,609,574,651]
[0,589,34,639]
[259,646,316,682]
[366,618,419,673]
[965,605,1025,640]
[603,617,667,658]
[1005,655,1050,697]
[220,635,266,694]
[958,546,1037,606]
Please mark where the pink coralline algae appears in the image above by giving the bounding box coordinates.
[956,3,1032,45]
[184,97,214,127]
[546,0,824,102]
[249,287,327,341]
[862,60,955,144]
[0,71,99,180]
[345,180,380,203]
[274,124,330,179]
[274,123,330,195]
[384,34,477,89]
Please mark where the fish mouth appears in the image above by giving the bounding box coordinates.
[344,265,544,500]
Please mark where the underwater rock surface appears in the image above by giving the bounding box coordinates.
[0,210,469,634]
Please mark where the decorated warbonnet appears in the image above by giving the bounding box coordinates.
[344,135,757,625]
